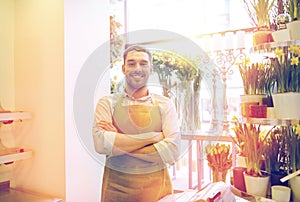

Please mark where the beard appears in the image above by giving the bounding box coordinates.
[125,70,149,91]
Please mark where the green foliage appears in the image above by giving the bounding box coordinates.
[243,0,276,28]
[237,59,269,95]
[270,45,300,93]
[285,0,300,20]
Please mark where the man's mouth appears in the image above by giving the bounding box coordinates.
[130,73,144,79]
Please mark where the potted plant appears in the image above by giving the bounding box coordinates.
[237,59,271,117]
[242,0,276,45]
[265,126,289,186]
[285,0,300,40]
[287,123,300,201]
[269,44,300,119]
[231,116,271,197]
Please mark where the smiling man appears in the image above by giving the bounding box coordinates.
[92,45,181,202]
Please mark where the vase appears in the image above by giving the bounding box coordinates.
[232,167,247,192]
[244,171,270,197]
[287,20,300,40]
[272,92,300,119]
[290,175,300,202]
[212,169,228,183]
[176,80,194,132]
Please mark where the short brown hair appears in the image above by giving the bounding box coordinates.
[123,45,153,64]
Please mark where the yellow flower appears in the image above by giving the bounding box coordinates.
[291,56,299,66]
[231,116,238,121]
[289,45,300,55]
[296,124,300,136]
[274,48,284,58]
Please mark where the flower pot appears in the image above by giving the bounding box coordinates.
[253,30,274,46]
[272,92,300,119]
[271,185,291,202]
[241,102,259,117]
[240,94,266,105]
[287,20,300,40]
[244,171,270,197]
[290,175,300,202]
[233,167,247,192]
[272,29,291,42]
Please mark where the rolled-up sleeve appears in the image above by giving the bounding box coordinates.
[92,96,116,155]
[154,96,181,165]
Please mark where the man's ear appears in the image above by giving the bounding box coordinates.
[122,65,126,74]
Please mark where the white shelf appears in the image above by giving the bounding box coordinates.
[0,188,63,202]
[0,111,32,122]
[0,150,32,164]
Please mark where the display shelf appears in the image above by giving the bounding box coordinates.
[251,40,300,52]
[0,111,32,122]
[0,150,32,164]
[0,188,63,202]
[243,117,300,126]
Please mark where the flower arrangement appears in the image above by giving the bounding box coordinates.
[237,58,270,95]
[265,124,300,178]
[269,44,300,93]
[265,126,288,175]
[152,51,199,83]
[205,143,233,171]
[231,116,270,177]
[205,143,232,182]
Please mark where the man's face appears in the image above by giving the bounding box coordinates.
[122,50,153,91]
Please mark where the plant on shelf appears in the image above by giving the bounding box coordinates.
[269,44,300,93]
[243,0,276,45]
[285,0,300,21]
[205,143,232,182]
[288,123,300,173]
[231,116,271,177]
[243,0,276,29]
[237,58,269,95]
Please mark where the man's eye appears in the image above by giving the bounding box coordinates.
[127,63,135,67]
[140,63,148,67]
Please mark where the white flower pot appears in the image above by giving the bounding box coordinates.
[244,172,270,197]
[272,92,300,119]
[272,29,291,42]
[287,20,300,40]
[290,176,300,202]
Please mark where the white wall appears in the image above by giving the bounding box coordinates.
[64,0,110,201]
[0,0,15,109]
[13,0,65,198]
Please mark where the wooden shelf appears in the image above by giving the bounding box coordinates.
[0,111,32,122]
[0,150,32,164]
[243,117,300,126]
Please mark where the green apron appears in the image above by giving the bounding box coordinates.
[101,96,172,202]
